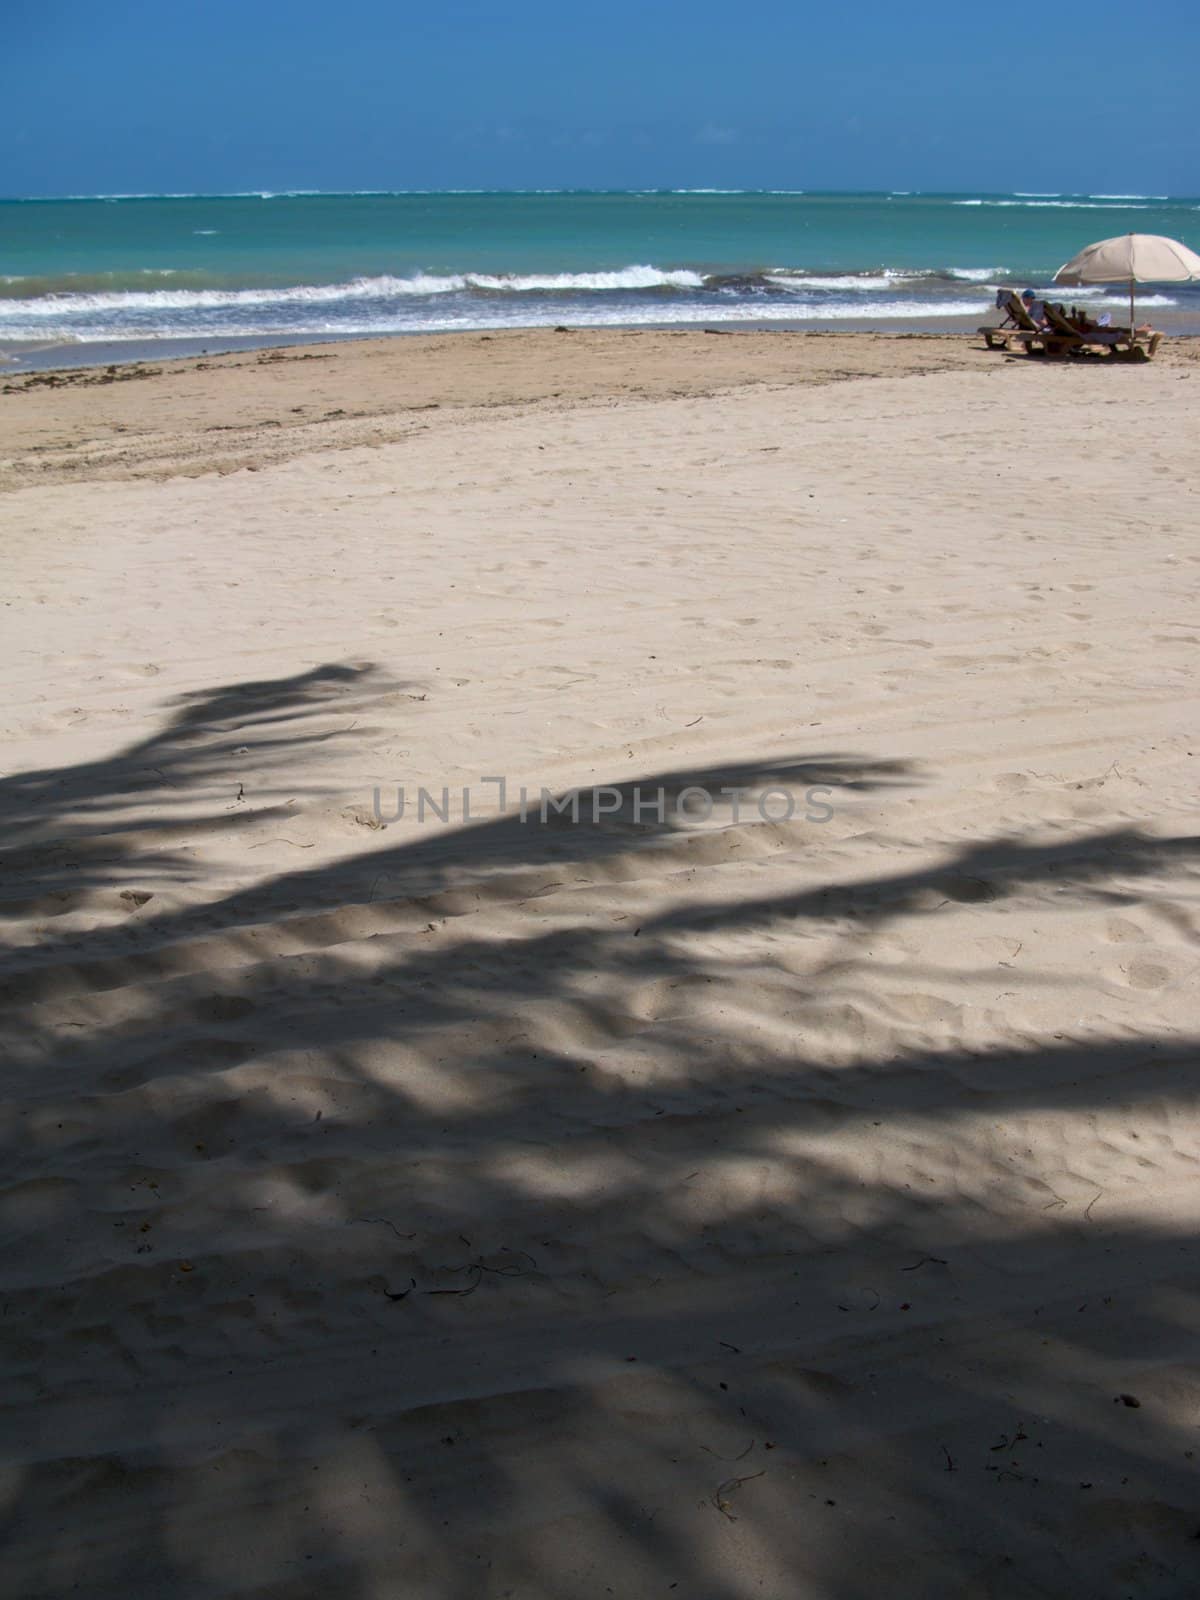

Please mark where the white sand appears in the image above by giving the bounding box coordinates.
[3,333,1200,1597]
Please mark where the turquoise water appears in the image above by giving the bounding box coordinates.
[3,190,1197,349]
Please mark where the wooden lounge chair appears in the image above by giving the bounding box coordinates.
[1041,302,1162,360]
[980,290,1044,350]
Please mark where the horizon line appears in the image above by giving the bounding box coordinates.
[0,187,1187,204]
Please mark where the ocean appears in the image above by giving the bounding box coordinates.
[3,189,1198,364]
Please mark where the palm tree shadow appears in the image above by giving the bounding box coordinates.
[3,663,1200,1599]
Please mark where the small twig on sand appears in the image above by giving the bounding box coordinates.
[701,1439,755,1463]
[427,1249,539,1297]
[427,1270,483,1297]
[351,1216,416,1241]
[712,1470,765,1520]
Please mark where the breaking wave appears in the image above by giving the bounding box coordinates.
[0,257,1183,345]
[0,266,710,316]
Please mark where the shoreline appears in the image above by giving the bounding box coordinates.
[5,308,1200,377]
[0,318,991,377]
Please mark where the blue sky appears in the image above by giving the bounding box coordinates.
[5,0,1197,197]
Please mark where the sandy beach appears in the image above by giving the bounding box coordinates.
[4,328,1200,1598]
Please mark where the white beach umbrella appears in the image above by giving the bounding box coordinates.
[1054,232,1200,333]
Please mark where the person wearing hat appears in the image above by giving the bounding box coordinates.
[1020,288,1049,329]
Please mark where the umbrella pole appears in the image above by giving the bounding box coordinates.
[1130,276,1135,333]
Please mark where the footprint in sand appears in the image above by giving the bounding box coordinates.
[1104,917,1148,944]
[1118,957,1173,990]
[888,991,966,1028]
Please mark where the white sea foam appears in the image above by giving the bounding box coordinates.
[956,198,1153,210]
[767,266,1004,289]
[467,266,705,291]
[766,272,899,291]
[945,266,1004,281]
[1048,290,1176,307]
[0,265,709,318]
[0,298,994,343]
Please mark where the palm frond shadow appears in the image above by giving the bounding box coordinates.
[0,661,398,924]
